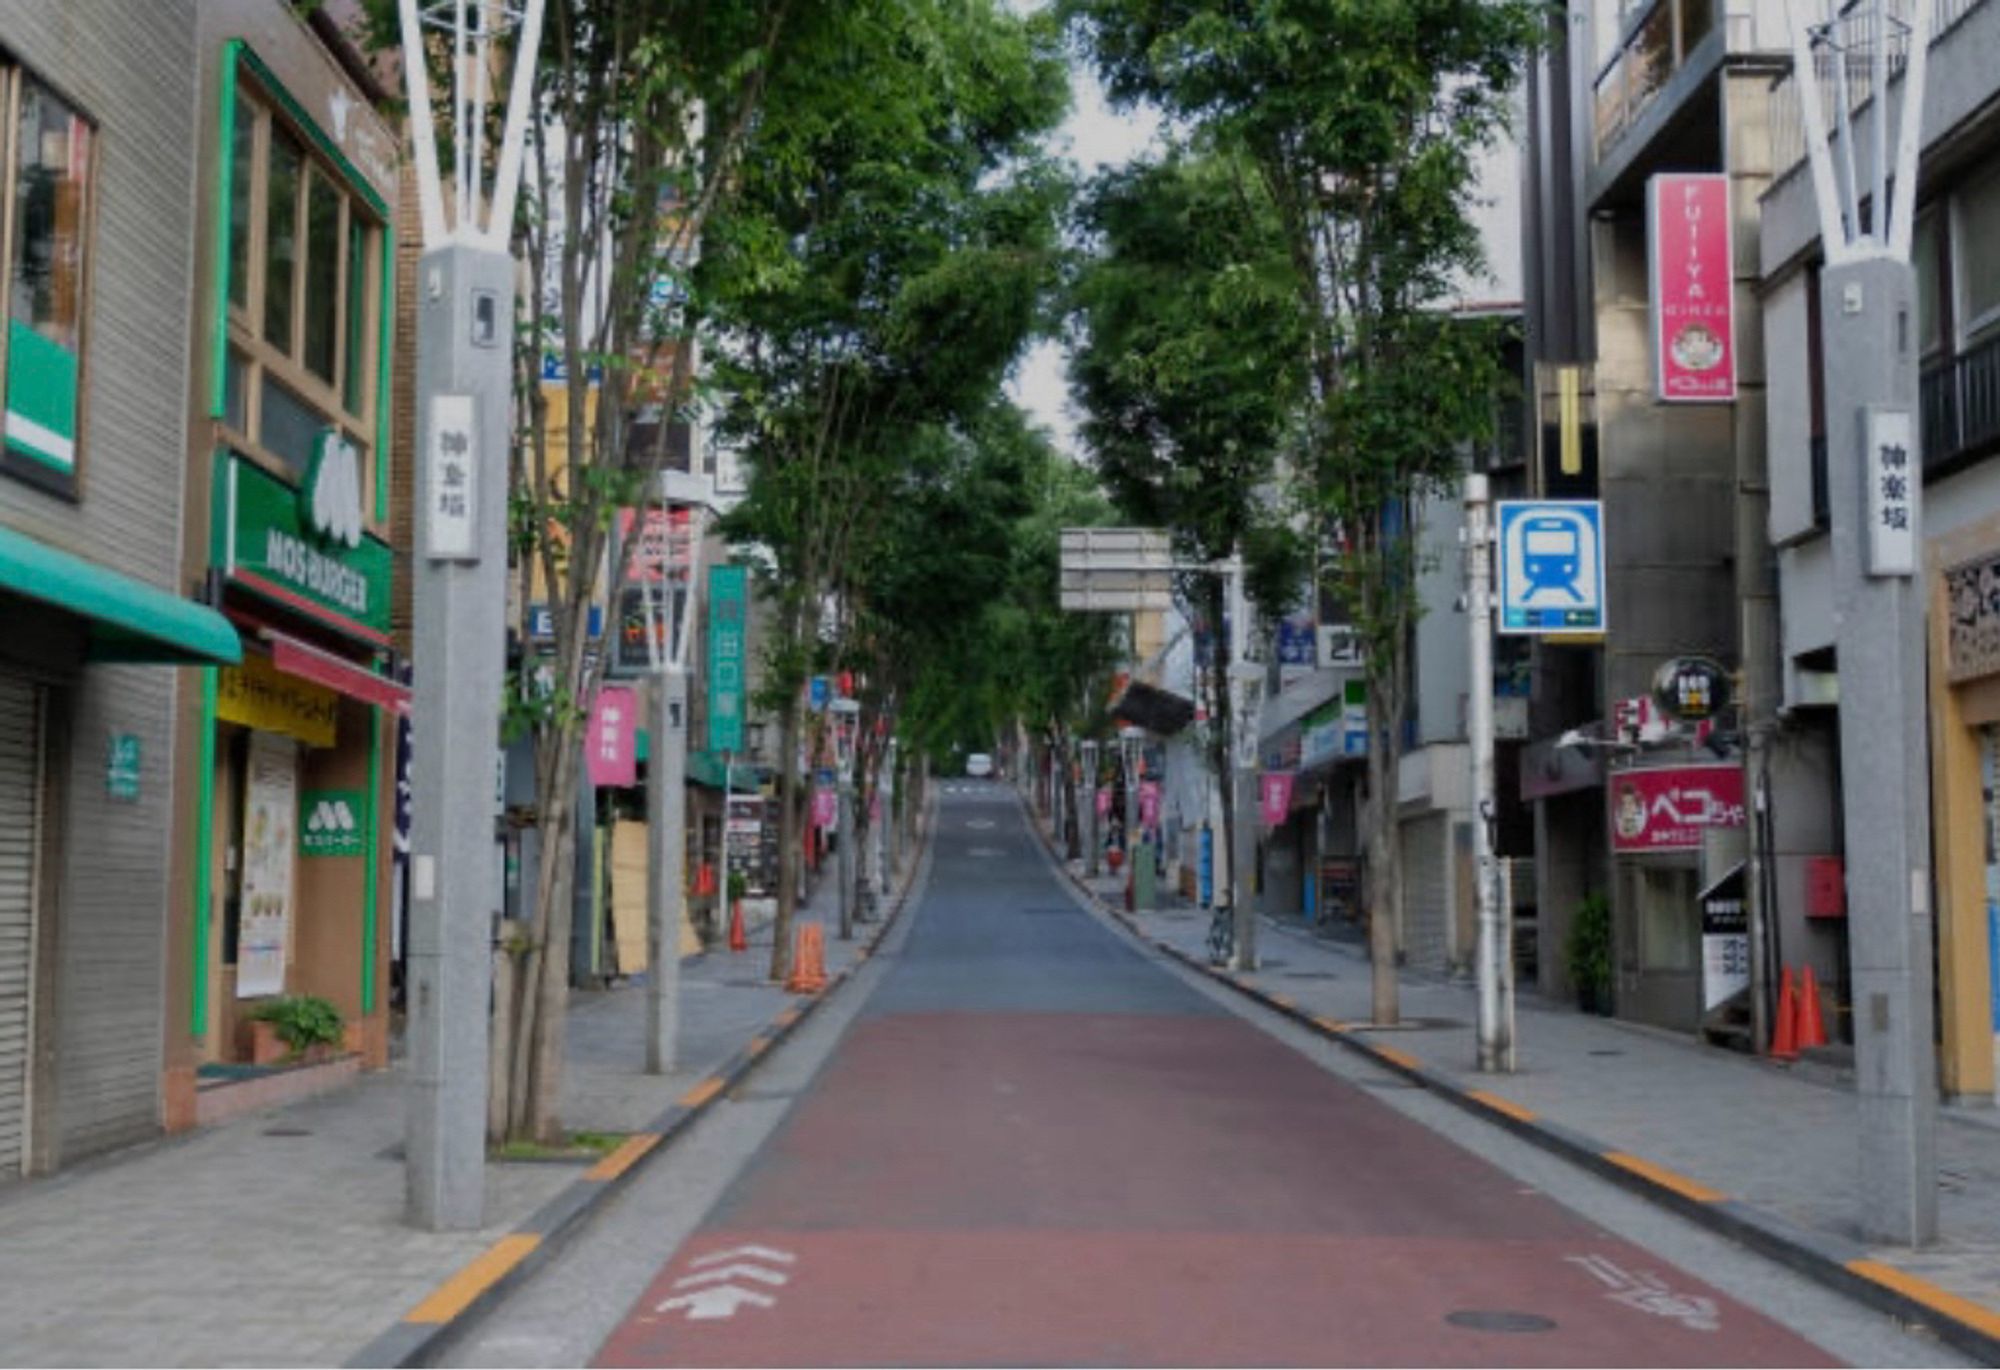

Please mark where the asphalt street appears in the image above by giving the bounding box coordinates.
[448,782,1965,1368]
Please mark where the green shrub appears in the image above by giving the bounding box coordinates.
[1566,892,1613,1011]
[249,994,344,1057]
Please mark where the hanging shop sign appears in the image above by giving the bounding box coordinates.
[1259,771,1297,826]
[616,506,694,584]
[587,685,638,788]
[1139,780,1161,829]
[216,652,340,749]
[1651,656,1732,722]
[812,786,838,830]
[237,733,299,998]
[1648,172,1737,403]
[1609,763,1746,853]
[217,453,393,644]
[708,565,748,752]
[299,788,366,858]
[1699,863,1749,1011]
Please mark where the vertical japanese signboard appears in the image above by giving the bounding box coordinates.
[1700,864,1750,1012]
[1865,408,1917,577]
[707,564,748,752]
[1648,173,1736,403]
[238,733,298,998]
[587,685,637,788]
[425,395,477,560]
[1259,771,1296,826]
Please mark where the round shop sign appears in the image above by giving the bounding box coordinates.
[1651,656,1731,722]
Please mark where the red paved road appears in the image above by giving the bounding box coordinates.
[596,789,1835,1367]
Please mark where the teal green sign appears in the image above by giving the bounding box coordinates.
[106,733,141,801]
[217,453,392,641]
[300,788,367,857]
[707,564,748,752]
[5,322,78,484]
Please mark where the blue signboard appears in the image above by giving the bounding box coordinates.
[1275,614,1316,667]
[1496,500,1606,635]
[808,676,830,712]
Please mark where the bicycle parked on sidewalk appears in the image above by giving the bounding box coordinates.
[1207,901,1234,966]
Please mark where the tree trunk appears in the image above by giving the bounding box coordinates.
[770,692,801,982]
[523,737,581,1143]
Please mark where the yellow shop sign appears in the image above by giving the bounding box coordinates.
[217,653,338,748]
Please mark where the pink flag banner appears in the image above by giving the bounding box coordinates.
[1259,771,1296,826]
[586,686,637,788]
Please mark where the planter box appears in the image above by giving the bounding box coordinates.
[195,1053,361,1129]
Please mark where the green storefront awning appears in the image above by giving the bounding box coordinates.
[0,525,242,665]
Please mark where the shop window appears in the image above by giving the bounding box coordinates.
[221,76,379,513]
[1959,163,2000,347]
[1914,210,1945,360]
[0,72,94,495]
[1637,865,1698,972]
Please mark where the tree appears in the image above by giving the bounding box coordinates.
[1065,0,1541,1021]
[1067,149,1307,965]
[701,0,1070,978]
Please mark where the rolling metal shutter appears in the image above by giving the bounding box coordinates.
[0,674,40,1177]
[1400,813,1449,974]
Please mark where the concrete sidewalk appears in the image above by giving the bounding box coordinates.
[0,869,880,1369]
[1060,841,2000,1344]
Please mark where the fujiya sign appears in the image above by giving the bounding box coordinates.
[219,450,392,642]
[1648,173,1736,403]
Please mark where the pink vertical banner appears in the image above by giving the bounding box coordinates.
[1138,781,1161,829]
[1648,172,1736,402]
[1259,771,1296,826]
[1095,787,1113,818]
[586,685,637,788]
[813,787,838,829]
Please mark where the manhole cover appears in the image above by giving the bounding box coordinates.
[1284,970,1338,981]
[1359,1077,1418,1091]
[1587,1049,1625,1057]
[1017,907,1075,916]
[1445,1310,1556,1333]
[262,1126,312,1137]
[967,847,1004,858]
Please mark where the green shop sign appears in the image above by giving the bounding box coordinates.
[216,450,391,643]
[300,788,367,857]
[707,564,748,753]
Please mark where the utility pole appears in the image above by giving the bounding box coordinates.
[1082,738,1100,878]
[1465,473,1511,1072]
[1788,0,1936,1245]
[1228,557,1261,972]
[399,0,545,1232]
[832,696,860,938]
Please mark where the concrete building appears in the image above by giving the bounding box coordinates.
[0,0,245,1178]
[1759,0,2000,1095]
[1518,0,1785,1033]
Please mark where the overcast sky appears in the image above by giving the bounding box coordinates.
[1003,23,1162,461]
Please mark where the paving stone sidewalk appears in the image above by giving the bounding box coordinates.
[1062,852,2000,1325]
[0,872,875,1369]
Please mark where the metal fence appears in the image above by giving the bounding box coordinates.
[1923,331,2000,474]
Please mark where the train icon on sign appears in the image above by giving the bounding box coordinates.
[1496,500,1605,634]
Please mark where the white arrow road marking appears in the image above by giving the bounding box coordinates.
[655,1285,776,1320]
[1565,1254,1720,1332]
[673,1263,790,1289]
[689,1244,796,1268]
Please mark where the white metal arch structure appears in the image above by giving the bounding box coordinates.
[1784,0,1932,266]
[397,0,547,251]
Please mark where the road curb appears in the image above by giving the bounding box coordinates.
[1027,811,2000,1365]
[347,809,936,1369]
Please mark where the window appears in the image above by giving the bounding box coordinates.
[1914,211,1944,359]
[1958,164,2000,346]
[221,77,380,511]
[0,72,94,494]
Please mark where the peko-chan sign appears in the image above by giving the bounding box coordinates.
[1648,173,1736,403]
[1609,764,1746,853]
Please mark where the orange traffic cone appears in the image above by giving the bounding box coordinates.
[728,898,747,953]
[1796,964,1829,1050]
[785,921,828,994]
[1771,965,1799,1060]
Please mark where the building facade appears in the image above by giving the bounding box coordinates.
[0,1,244,1177]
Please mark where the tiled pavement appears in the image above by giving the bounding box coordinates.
[1063,851,2000,1328]
[0,870,878,1369]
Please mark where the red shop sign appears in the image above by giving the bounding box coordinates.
[1609,764,1745,853]
[1648,173,1736,403]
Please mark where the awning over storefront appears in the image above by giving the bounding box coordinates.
[0,525,240,665]
[265,629,409,713]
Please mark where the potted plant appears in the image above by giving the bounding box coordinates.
[1566,892,1613,1016]
[245,994,345,1065]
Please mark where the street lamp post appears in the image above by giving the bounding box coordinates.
[1119,725,1144,905]
[831,697,860,939]
[398,0,545,1232]
[1465,473,1512,1072]
[1787,0,1936,1245]
[1081,738,1101,878]
[1228,557,1261,973]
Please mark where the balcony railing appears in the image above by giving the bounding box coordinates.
[1593,0,1719,158]
[1923,332,2000,475]
[1769,0,1984,179]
